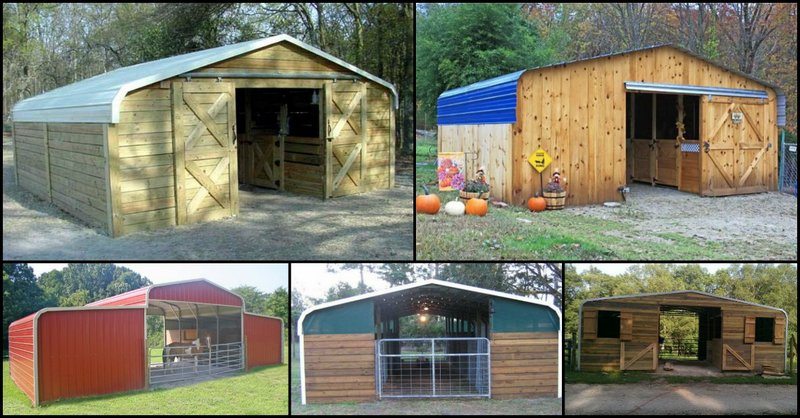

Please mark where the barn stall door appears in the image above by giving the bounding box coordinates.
[324,81,367,198]
[172,82,239,225]
[702,97,771,196]
[246,102,285,191]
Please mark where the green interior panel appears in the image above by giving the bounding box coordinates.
[491,297,560,332]
[302,299,374,334]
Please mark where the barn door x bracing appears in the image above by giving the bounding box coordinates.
[325,81,368,198]
[703,97,772,196]
[172,82,239,224]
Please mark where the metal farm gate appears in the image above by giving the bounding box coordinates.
[779,140,797,195]
[149,342,243,386]
[376,338,490,399]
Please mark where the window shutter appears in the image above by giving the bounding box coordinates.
[583,310,597,340]
[743,316,755,344]
[620,311,633,341]
[774,316,785,345]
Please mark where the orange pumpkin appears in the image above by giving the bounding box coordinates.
[465,198,488,216]
[416,185,441,214]
[528,196,546,212]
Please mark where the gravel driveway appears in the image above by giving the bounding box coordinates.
[566,383,797,415]
[3,140,413,260]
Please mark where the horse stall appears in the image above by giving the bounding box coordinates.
[10,34,396,237]
[577,291,788,374]
[298,280,561,404]
[437,44,785,206]
[7,279,283,406]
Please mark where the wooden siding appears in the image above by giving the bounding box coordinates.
[304,333,375,403]
[437,124,513,202]
[580,305,659,371]
[490,332,558,399]
[510,46,778,206]
[13,121,109,233]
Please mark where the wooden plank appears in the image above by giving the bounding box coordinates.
[359,82,367,193]
[303,334,374,342]
[329,90,362,139]
[304,340,374,349]
[620,311,633,341]
[492,332,558,340]
[324,82,333,199]
[226,83,239,215]
[744,316,755,343]
[186,157,230,213]
[42,123,53,202]
[331,143,362,191]
[583,310,597,339]
[172,83,187,225]
[104,124,123,236]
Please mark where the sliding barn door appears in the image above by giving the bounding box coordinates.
[324,81,368,198]
[702,97,773,196]
[171,82,238,224]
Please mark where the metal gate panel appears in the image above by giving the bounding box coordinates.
[376,338,490,398]
[149,342,243,386]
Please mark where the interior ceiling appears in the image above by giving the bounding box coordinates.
[375,285,490,320]
[146,300,242,320]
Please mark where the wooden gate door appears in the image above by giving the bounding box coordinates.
[324,81,367,198]
[248,103,285,190]
[172,82,238,225]
[702,97,772,196]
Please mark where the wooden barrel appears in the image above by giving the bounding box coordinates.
[543,191,566,210]
[459,191,490,201]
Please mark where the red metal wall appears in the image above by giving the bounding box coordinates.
[86,287,147,307]
[37,309,145,404]
[244,314,283,369]
[9,312,36,404]
[150,281,243,307]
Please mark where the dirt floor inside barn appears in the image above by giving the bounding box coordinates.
[3,137,413,260]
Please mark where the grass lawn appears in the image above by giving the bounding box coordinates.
[290,355,561,415]
[3,358,288,415]
[566,370,797,385]
[416,135,736,260]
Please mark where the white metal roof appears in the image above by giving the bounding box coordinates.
[298,278,561,336]
[12,34,398,123]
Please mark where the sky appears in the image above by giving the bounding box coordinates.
[291,263,389,299]
[29,263,288,293]
[572,263,731,275]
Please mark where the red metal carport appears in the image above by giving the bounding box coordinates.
[8,278,283,406]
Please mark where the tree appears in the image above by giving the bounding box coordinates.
[314,280,374,305]
[264,286,289,326]
[291,289,308,337]
[231,285,266,315]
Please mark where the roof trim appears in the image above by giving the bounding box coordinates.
[625,81,769,99]
[12,34,397,123]
[298,279,561,336]
[581,290,786,314]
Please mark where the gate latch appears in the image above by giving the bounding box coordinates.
[703,141,710,153]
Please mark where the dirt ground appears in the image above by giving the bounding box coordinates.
[566,183,797,257]
[3,139,413,260]
[653,360,750,377]
[565,383,797,415]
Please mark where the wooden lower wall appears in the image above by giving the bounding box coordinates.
[490,332,558,399]
[303,333,375,403]
[13,122,110,233]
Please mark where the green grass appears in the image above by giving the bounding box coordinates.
[566,370,797,385]
[291,355,561,415]
[4,357,288,414]
[415,135,732,260]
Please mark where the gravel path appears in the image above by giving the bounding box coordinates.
[3,140,413,260]
[566,383,797,415]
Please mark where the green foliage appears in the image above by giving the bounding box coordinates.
[290,290,307,336]
[264,287,289,325]
[399,315,446,338]
[314,281,374,305]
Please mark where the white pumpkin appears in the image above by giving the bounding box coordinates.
[444,200,465,216]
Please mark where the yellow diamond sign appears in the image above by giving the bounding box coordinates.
[528,149,552,173]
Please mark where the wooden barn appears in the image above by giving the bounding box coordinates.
[577,291,788,373]
[298,280,561,404]
[11,34,396,236]
[437,44,786,206]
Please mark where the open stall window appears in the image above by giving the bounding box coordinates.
[755,317,775,342]
[597,310,621,338]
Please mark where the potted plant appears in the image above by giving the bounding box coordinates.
[459,167,490,201]
[542,169,567,210]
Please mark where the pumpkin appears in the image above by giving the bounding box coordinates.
[416,185,441,214]
[444,200,465,216]
[528,195,547,212]
[465,198,488,217]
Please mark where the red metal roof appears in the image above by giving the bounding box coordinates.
[85,279,244,308]
[86,287,147,307]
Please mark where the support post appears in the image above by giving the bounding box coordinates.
[651,94,657,186]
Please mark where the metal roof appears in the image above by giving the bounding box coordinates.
[12,34,397,123]
[625,82,769,99]
[437,44,786,126]
[582,290,786,314]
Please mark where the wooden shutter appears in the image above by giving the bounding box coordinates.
[620,311,633,341]
[583,310,597,340]
[774,316,785,345]
[743,316,755,344]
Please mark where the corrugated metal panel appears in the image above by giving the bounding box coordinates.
[244,314,283,369]
[12,34,397,123]
[491,297,560,333]
[86,287,148,307]
[150,281,243,307]
[437,70,524,125]
[8,313,36,405]
[303,299,374,334]
[37,309,145,404]
[777,94,786,126]
[625,81,768,99]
